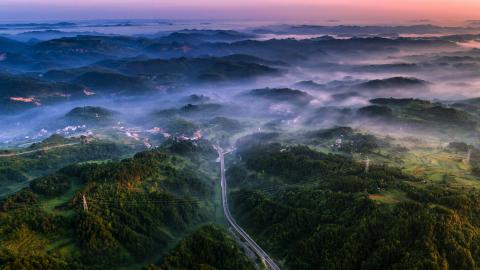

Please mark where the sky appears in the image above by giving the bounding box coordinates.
[0,0,479,24]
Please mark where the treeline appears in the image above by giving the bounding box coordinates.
[75,187,203,267]
[30,174,71,197]
[65,149,214,267]
[306,126,384,154]
[0,135,132,192]
[359,98,479,135]
[234,143,414,193]
[147,225,255,270]
[0,190,70,269]
[61,150,172,183]
[232,188,480,270]
[0,145,217,269]
[229,142,480,269]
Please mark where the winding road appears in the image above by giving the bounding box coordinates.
[214,145,281,270]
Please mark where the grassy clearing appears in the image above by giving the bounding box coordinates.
[41,178,83,214]
[400,148,480,188]
[369,190,409,204]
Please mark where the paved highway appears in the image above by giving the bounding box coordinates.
[214,145,281,270]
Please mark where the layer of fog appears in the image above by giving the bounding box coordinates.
[2,27,480,148]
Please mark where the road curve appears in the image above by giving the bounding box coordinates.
[214,145,281,270]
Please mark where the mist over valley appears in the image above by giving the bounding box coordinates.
[2,17,480,270]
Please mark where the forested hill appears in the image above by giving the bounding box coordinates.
[0,141,245,269]
[228,142,480,270]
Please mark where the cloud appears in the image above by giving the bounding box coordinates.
[1,0,480,22]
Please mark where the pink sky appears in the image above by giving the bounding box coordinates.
[1,0,479,23]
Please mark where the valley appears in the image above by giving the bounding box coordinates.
[1,18,480,270]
